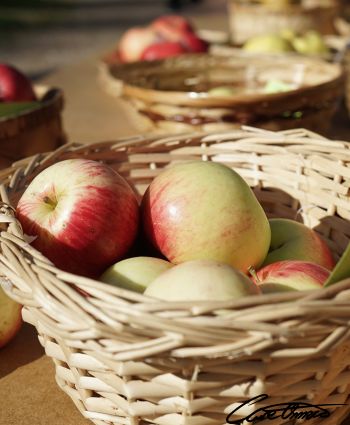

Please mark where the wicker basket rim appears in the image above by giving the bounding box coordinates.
[102,53,344,107]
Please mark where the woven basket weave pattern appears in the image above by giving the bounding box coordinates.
[1,128,350,424]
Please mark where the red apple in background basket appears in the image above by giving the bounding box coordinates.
[16,159,139,278]
[151,15,194,42]
[118,27,159,63]
[117,15,208,63]
[263,218,335,270]
[142,161,271,274]
[0,64,36,102]
[0,285,22,349]
[141,41,188,61]
[251,260,330,294]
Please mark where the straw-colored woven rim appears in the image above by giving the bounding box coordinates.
[1,127,350,424]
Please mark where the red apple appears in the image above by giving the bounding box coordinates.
[16,159,139,278]
[141,162,271,273]
[264,218,335,270]
[181,32,209,53]
[0,285,22,349]
[252,260,330,293]
[118,26,159,63]
[0,64,36,102]
[141,41,188,61]
[151,15,193,42]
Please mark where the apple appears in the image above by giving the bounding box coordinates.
[100,256,173,293]
[141,161,271,273]
[16,159,139,278]
[0,64,36,102]
[141,41,188,61]
[0,285,22,349]
[151,15,194,42]
[252,260,330,293]
[243,34,294,54]
[144,259,261,301]
[180,32,208,53]
[263,218,335,270]
[118,27,159,63]
[292,31,329,55]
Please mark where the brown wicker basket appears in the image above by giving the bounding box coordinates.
[228,0,339,45]
[0,85,66,168]
[99,53,344,135]
[1,127,350,424]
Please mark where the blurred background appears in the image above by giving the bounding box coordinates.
[0,0,226,79]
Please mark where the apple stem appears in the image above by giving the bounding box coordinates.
[248,266,260,283]
[43,196,56,208]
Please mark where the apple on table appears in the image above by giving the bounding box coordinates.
[0,285,22,349]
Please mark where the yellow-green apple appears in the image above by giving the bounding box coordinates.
[0,64,36,102]
[263,218,335,270]
[145,259,261,301]
[141,161,271,273]
[243,34,293,54]
[252,260,329,293]
[141,41,188,61]
[118,27,159,63]
[0,285,22,348]
[16,159,139,278]
[100,256,173,293]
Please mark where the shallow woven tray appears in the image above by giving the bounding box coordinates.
[228,0,339,45]
[1,127,350,424]
[99,53,344,135]
[0,85,66,168]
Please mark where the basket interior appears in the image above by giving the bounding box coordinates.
[108,54,342,103]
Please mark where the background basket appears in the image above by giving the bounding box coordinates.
[227,0,339,45]
[0,85,66,168]
[1,127,350,424]
[99,53,344,135]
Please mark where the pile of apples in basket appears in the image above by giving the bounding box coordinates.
[14,158,339,301]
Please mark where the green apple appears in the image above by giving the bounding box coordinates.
[142,161,271,274]
[144,259,261,301]
[292,31,329,55]
[263,218,335,270]
[243,34,293,54]
[207,87,237,97]
[100,256,173,293]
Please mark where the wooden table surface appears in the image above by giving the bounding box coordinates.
[1,52,350,425]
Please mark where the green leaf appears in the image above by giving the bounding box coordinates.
[324,242,350,287]
[0,101,41,118]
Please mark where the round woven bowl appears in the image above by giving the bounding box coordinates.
[227,0,339,45]
[1,127,350,424]
[99,53,344,135]
[0,85,66,168]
